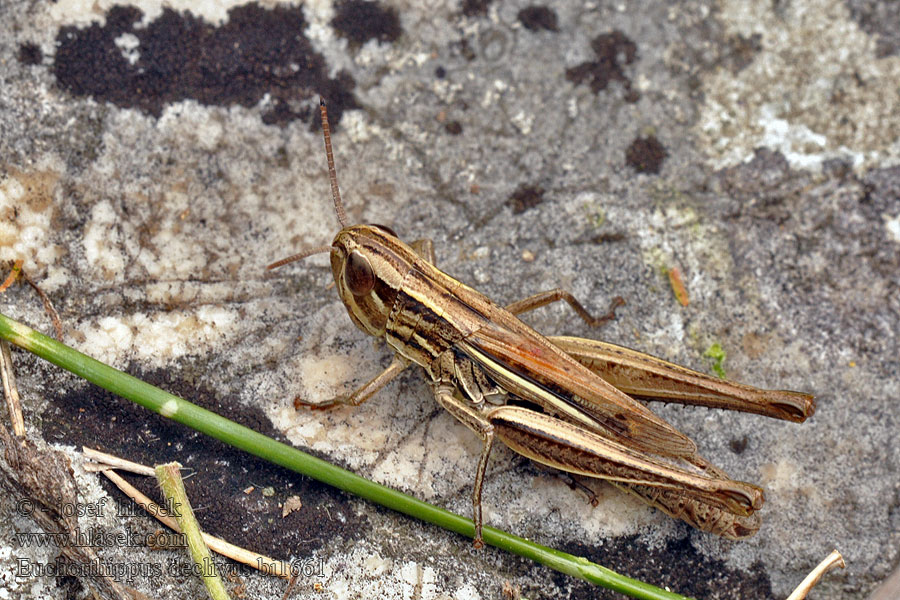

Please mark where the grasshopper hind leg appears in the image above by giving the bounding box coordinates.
[570,460,762,539]
[543,463,753,534]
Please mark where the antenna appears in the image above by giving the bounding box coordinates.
[265,98,348,271]
[320,98,348,228]
[266,245,332,270]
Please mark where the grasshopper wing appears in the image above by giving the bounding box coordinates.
[415,262,698,458]
[457,318,698,459]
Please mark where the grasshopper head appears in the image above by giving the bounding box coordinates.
[268,100,415,338]
[330,224,411,338]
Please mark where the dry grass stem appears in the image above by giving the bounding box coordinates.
[785,549,845,600]
[1,340,25,437]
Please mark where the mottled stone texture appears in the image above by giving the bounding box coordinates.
[1,1,897,599]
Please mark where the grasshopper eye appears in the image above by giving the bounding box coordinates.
[344,251,375,296]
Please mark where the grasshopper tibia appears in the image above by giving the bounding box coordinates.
[506,290,626,329]
[433,384,496,548]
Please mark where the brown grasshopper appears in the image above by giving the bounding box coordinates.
[269,99,815,547]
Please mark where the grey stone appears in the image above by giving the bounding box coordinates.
[1,1,898,599]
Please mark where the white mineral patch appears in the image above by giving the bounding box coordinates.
[114,32,140,65]
[340,110,383,144]
[0,168,68,292]
[370,435,440,500]
[757,104,834,170]
[76,307,236,367]
[885,214,900,244]
[510,110,534,136]
[134,219,209,281]
[314,544,454,600]
[362,554,390,577]
[83,200,127,281]
[294,354,357,402]
[759,458,800,495]
[398,562,436,592]
[454,583,483,600]
[158,106,225,152]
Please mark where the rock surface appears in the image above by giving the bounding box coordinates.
[1,1,898,599]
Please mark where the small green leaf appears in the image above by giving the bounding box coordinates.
[704,343,727,378]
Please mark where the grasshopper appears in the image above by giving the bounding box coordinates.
[269,100,815,547]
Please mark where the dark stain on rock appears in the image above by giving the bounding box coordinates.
[17,42,42,65]
[730,436,749,454]
[625,135,667,174]
[53,4,358,127]
[566,30,639,102]
[434,65,447,79]
[41,365,369,558]
[452,38,478,61]
[507,184,545,214]
[444,120,463,135]
[331,0,402,47]
[848,0,900,58]
[462,0,493,18]
[57,573,85,599]
[723,33,762,74]
[557,534,772,599]
[517,6,559,32]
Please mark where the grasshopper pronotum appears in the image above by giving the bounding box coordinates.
[269,100,815,547]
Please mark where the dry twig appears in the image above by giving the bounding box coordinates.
[0,340,25,437]
[86,449,295,580]
[785,549,845,600]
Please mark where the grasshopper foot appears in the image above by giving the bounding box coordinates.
[591,296,626,328]
[564,474,602,507]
